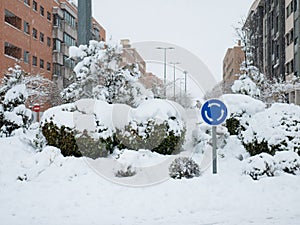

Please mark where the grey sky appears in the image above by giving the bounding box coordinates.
[90,0,253,81]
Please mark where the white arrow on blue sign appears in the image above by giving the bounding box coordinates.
[201,99,228,126]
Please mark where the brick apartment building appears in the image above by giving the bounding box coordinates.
[0,0,106,89]
[245,0,300,104]
[223,41,245,82]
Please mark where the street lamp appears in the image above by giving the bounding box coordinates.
[183,70,188,95]
[183,71,188,108]
[169,62,180,100]
[156,47,174,98]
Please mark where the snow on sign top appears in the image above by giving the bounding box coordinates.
[201,99,228,126]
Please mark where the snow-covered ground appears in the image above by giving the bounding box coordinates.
[1,135,299,225]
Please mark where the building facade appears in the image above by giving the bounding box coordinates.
[245,0,300,104]
[0,0,106,89]
[223,41,245,82]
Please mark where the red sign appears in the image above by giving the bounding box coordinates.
[33,105,40,112]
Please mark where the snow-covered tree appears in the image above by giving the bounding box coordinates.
[0,65,32,137]
[61,41,149,107]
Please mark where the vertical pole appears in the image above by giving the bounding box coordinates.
[212,126,217,174]
[78,0,92,46]
[173,64,176,100]
[164,49,167,98]
[184,71,187,107]
[37,111,40,123]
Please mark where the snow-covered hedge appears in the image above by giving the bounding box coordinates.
[41,99,115,157]
[244,151,300,180]
[41,99,186,158]
[223,94,266,136]
[116,99,186,155]
[242,103,300,156]
[169,157,200,179]
[243,153,276,180]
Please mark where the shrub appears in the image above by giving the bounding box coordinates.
[169,157,200,179]
[20,123,46,151]
[115,165,136,178]
[42,120,82,157]
[116,118,186,155]
[274,151,300,175]
[225,117,241,136]
[243,153,276,180]
[76,132,112,159]
[241,104,300,156]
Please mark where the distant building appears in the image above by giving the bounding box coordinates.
[0,0,106,89]
[223,40,245,82]
[120,39,146,75]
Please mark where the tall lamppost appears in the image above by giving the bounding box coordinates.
[183,71,188,107]
[156,47,174,98]
[183,70,188,95]
[169,62,180,100]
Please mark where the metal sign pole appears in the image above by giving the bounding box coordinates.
[212,126,217,174]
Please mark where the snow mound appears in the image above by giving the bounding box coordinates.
[222,94,265,116]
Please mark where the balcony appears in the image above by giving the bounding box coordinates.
[52,26,63,40]
[53,52,64,65]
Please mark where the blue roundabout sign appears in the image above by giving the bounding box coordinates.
[201,99,228,126]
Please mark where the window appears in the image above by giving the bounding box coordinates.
[53,39,61,52]
[40,6,44,16]
[53,64,61,76]
[53,14,62,28]
[40,59,44,69]
[24,21,30,34]
[24,0,30,6]
[63,33,76,46]
[23,50,30,63]
[286,29,294,46]
[40,32,44,43]
[47,62,51,71]
[33,1,37,11]
[64,55,76,68]
[47,11,51,21]
[32,28,37,39]
[32,56,37,66]
[4,42,22,59]
[47,37,51,47]
[5,9,22,30]
[63,10,76,28]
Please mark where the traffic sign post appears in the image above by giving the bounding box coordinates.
[32,105,41,123]
[201,99,228,174]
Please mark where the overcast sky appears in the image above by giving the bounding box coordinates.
[90,0,253,81]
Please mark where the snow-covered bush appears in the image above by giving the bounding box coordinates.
[169,157,200,179]
[117,118,185,155]
[244,151,300,180]
[115,165,136,178]
[242,103,300,156]
[62,41,150,107]
[76,132,112,159]
[0,66,32,137]
[274,151,300,175]
[243,153,276,180]
[223,94,265,137]
[20,123,46,151]
[41,100,115,158]
[192,123,228,153]
[232,74,260,98]
[116,99,186,155]
[42,120,81,157]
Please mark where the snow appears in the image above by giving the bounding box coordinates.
[222,94,266,116]
[4,84,28,103]
[0,137,300,225]
[242,103,300,151]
